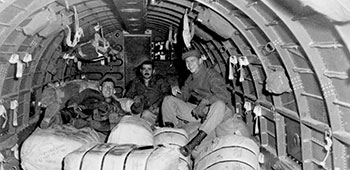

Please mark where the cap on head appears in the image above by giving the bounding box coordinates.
[182,49,201,60]
[99,75,116,86]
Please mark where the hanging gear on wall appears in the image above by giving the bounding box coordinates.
[10,100,18,127]
[22,53,32,68]
[65,6,84,47]
[182,9,195,49]
[253,104,262,135]
[91,23,110,58]
[39,10,70,38]
[9,54,23,78]
[228,55,238,80]
[0,105,7,131]
[165,25,173,51]
[238,56,250,82]
[21,5,56,36]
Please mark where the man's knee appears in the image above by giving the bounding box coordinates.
[163,95,177,105]
[141,110,157,125]
[211,100,226,108]
[208,100,228,118]
[141,110,153,118]
[163,95,176,101]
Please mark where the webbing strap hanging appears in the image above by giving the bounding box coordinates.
[0,105,7,128]
[182,9,194,49]
[253,105,262,134]
[9,54,23,78]
[10,100,18,127]
[315,129,333,170]
[238,56,249,82]
[66,6,84,47]
[228,55,238,80]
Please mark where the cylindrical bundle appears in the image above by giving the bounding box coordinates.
[20,125,102,170]
[153,127,191,170]
[153,127,188,147]
[107,115,153,145]
[64,143,181,170]
[194,135,260,170]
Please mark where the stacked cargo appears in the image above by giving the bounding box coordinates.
[19,80,260,170]
[20,125,103,170]
[20,115,260,170]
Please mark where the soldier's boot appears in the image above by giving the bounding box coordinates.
[179,130,207,157]
[163,122,175,128]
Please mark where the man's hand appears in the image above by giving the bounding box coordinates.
[191,99,209,121]
[191,104,206,120]
[149,105,159,113]
[171,86,181,96]
[133,95,144,104]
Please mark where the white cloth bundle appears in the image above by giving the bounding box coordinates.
[20,125,102,170]
[107,116,153,146]
[64,143,181,170]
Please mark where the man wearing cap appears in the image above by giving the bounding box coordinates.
[125,60,170,125]
[161,49,232,157]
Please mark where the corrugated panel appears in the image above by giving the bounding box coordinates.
[0,44,13,52]
[17,45,29,51]
[0,53,11,63]
[35,61,44,72]
[32,72,43,86]
[307,97,329,124]
[266,119,275,136]
[235,83,244,93]
[339,107,350,133]
[290,50,311,69]
[4,29,21,44]
[281,92,298,112]
[21,36,36,47]
[267,133,276,151]
[1,79,19,96]
[347,148,350,168]
[0,64,8,93]
[13,0,33,9]
[16,114,23,128]
[19,74,28,89]
[17,102,24,117]
[332,78,350,103]
[0,5,22,23]
[300,73,323,97]
[285,118,302,162]
[5,64,15,78]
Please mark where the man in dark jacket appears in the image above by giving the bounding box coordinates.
[61,76,126,133]
[125,60,170,125]
[161,49,233,157]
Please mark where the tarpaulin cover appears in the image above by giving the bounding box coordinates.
[20,125,102,170]
[265,68,292,95]
[64,143,180,170]
[197,9,235,39]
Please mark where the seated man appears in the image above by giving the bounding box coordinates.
[162,49,233,157]
[125,60,170,125]
[61,76,126,133]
